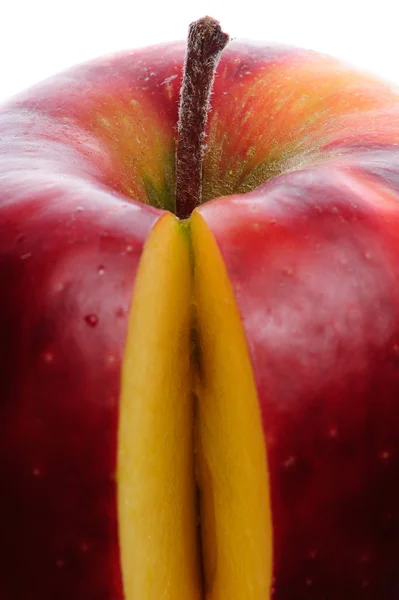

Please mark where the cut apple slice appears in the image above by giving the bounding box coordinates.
[117,213,201,600]
[191,210,273,600]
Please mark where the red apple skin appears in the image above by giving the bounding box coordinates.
[0,199,160,600]
[197,40,399,599]
[0,44,185,599]
[200,162,399,597]
[202,41,398,204]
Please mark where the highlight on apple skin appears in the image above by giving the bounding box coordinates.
[0,15,399,600]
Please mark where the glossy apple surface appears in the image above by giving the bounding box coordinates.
[199,166,399,597]
[197,40,399,599]
[0,44,187,600]
[1,34,399,600]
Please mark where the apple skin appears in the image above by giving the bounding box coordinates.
[0,46,181,599]
[202,41,398,203]
[198,41,399,599]
[200,164,399,597]
[1,35,399,600]
[0,193,163,598]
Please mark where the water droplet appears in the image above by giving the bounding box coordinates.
[98,265,105,276]
[20,252,32,261]
[76,206,85,212]
[32,467,42,477]
[42,351,54,364]
[379,450,390,461]
[80,541,90,553]
[107,354,116,366]
[282,455,296,469]
[125,245,133,253]
[84,314,98,328]
[328,426,338,438]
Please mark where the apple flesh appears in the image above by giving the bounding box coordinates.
[191,210,272,598]
[118,214,200,599]
[1,29,399,600]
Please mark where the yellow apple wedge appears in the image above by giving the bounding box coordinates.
[191,210,273,600]
[118,213,201,600]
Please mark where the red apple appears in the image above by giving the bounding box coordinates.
[1,16,399,600]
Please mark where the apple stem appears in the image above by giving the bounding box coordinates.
[175,16,230,219]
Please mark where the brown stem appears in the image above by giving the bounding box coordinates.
[175,16,230,219]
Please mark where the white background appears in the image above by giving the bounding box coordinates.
[1,0,398,101]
